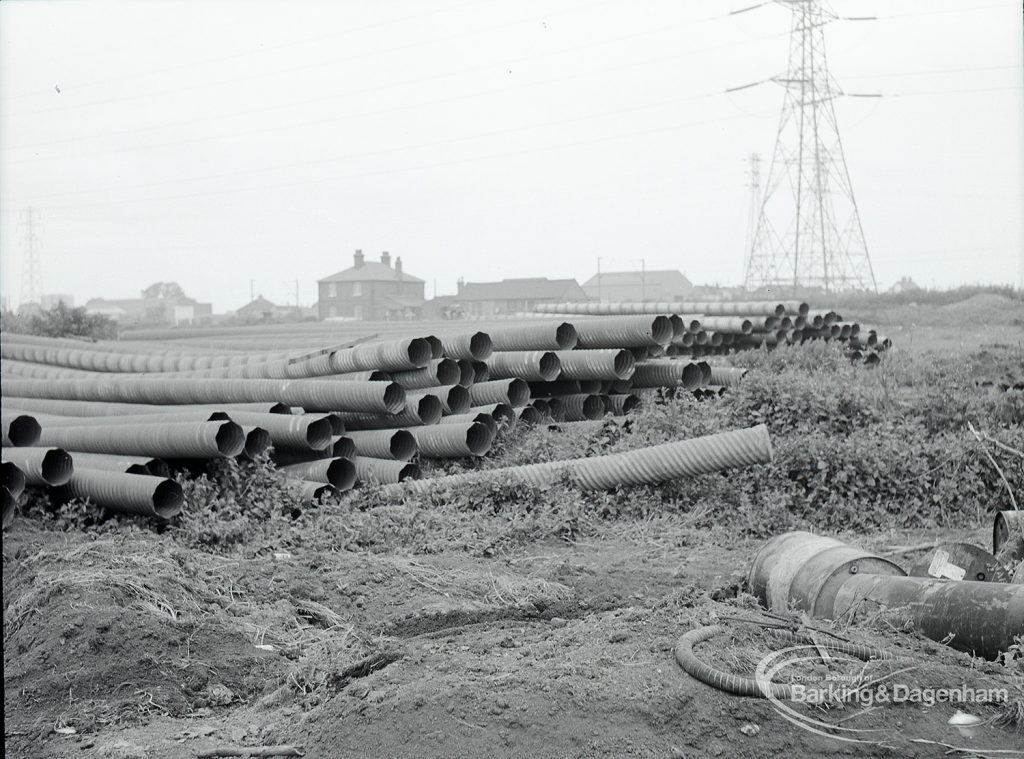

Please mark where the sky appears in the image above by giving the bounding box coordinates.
[1,0,1022,313]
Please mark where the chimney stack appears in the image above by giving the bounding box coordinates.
[394,256,403,278]
[457,276,465,295]
[353,249,365,268]
[381,251,392,268]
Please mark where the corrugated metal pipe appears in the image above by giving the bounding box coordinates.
[2,486,15,529]
[2,461,27,498]
[240,426,273,458]
[554,350,635,381]
[2,446,74,486]
[559,394,607,421]
[632,360,704,390]
[57,469,183,520]
[380,424,772,494]
[406,385,470,416]
[402,421,495,458]
[528,380,602,397]
[390,358,461,390]
[438,407,508,432]
[278,458,356,491]
[336,394,443,430]
[345,429,418,461]
[35,421,246,459]
[571,315,674,349]
[282,479,336,505]
[333,370,392,382]
[2,410,42,447]
[1,397,296,417]
[606,393,640,416]
[208,411,335,451]
[707,367,748,387]
[515,406,542,425]
[468,379,530,408]
[352,456,422,485]
[749,532,1024,660]
[485,322,578,351]
[533,301,805,317]
[439,332,493,361]
[486,351,561,382]
[60,452,167,476]
[1,376,405,415]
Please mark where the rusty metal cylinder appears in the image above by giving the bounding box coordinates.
[2,446,74,486]
[994,510,1024,555]
[748,532,906,619]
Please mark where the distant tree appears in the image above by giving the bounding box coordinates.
[141,281,186,300]
[1,302,117,340]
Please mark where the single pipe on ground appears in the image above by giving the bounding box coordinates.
[559,394,607,421]
[401,421,494,458]
[554,350,635,381]
[606,393,640,416]
[352,456,422,484]
[282,479,337,505]
[516,406,542,425]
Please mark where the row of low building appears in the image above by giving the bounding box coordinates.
[69,249,712,327]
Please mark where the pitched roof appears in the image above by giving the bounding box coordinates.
[456,278,588,302]
[236,295,282,314]
[319,261,424,283]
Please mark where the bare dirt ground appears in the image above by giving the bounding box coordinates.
[4,299,1023,759]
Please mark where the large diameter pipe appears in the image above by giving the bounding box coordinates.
[389,359,461,390]
[383,424,772,494]
[554,350,635,381]
[571,316,674,349]
[533,301,802,317]
[468,379,530,408]
[436,411,498,436]
[707,366,748,387]
[485,351,561,382]
[336,394,443,430]
[208,411,335,451]
[407,385,470,415]
[1,397,295,417]
[439,332,493,361]
[352,456,422,485]
[2,461,27,498]
[606,393,640,416]
[559,394,607,421]
[345,429,417,461]
[57,469,183,520]
[1,377,405,414]
[1,446,74,486]
[632,360,703,390]
[36,422,245,459]
[282,479,336,505]
[401,421,495,458]
[240,426,273,458]
[278,458,356,491]
[60,451,167,476]
[1,410,42,447]
[442,403,515,428]
[486,322,578,351]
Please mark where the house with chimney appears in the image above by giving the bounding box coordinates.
[452,277,589,317]
[317,250,425,321]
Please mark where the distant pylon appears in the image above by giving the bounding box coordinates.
[745,153,762,256]
[18,207,43,306]
[743,0,877,294]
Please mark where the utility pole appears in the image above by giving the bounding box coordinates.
[17,207,42,308]
[293,280,300,310]
[250,279,255,303]
[596,257,602,302]
[743,0,877,295]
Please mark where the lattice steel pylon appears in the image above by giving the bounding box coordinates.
[743,0,877,294]
[18,206,43,306]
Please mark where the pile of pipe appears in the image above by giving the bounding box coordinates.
[1,314,781,525]
[532,300,891,364]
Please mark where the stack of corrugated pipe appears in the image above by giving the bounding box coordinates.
[1,315,776,525]
[531,301,891,365]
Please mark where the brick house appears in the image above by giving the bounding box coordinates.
[317,250,425,321]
